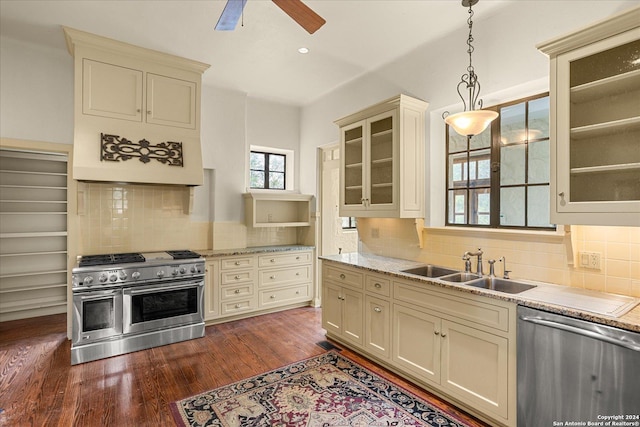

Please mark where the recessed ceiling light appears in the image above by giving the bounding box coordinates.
[298,47,309,54]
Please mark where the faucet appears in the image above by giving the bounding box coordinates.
[500,256,511,279]
[463,248,484,276]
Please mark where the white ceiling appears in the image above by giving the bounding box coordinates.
[0,0,511,106]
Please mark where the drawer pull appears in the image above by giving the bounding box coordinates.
[234,289,240,294]
[374,307,382,313]
[270,295,276,299]
[374,283,381,288]
[296,256,300,260]
[270,259,275,263]
[270,275,276,279]
[340,273,346,279]
[235,261,241,266]
[296,272,300,276]
[235,303,241,309]
[234,275,240,280]
[296,290,300,294]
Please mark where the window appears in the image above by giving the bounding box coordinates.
[250,151,286,190]
[341,217,357,229]
[446,93,552,229]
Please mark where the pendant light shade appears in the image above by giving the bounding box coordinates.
[443,0,498,137]
[445,109,498,136]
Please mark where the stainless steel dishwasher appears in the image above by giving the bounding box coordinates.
[517,306,640,426]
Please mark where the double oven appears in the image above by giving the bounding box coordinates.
[71,250,205,365]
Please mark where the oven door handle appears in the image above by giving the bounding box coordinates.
[78,290,121,300]
[124,281,204,295]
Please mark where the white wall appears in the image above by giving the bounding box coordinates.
[299,1,638,198]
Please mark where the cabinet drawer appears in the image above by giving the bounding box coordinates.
[220,256,255,270]
[221,270,255,285]
[259,266,311,287]
[221,299,256,315]
[258,251,312,267]
[394,281,510,332]
[323,265,363,289]
[220,284,254,301]
[365,275,391,297]
[259,284,311,307]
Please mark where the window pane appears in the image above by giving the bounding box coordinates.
[500,102,526,144]
[448,189,467,224]
[448,153,468,187]
[250,152,265,170]
[528,139,550,184]
[500,144,526,185]
[470,188,491,225]
[469,149,490,187]
[250,170,264,188]
[449,131,467,153]
[269,154,285,172]
[529,96,550,140]
[500,187,525,226]
[269,172,285,189]
[470,125,491,150]
[528,185,552,227]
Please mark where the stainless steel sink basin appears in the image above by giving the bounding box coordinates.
[439,272,481,282]
[401,265,459,278]
[466,277,537,294]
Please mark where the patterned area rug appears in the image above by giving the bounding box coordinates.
[170,351,470,427]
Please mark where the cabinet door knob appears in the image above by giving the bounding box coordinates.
[374,307,381,313]
[136,108,141,113]
[340,273,346,279]
[441,332,447,338]
[558,192,564,197]
[147,110,152,115]
[434,331,440,336]
[374,283,381,288]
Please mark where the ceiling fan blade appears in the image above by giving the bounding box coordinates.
[271,0,326,34]
[215,0,247,31]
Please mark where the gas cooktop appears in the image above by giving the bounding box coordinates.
[78,250,201,267]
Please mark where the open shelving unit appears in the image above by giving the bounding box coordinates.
[243,192,313,228]
[0,149,69,322]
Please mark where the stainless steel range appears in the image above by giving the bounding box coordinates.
[71,250,205,365]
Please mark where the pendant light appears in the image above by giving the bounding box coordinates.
[443,0,498,137]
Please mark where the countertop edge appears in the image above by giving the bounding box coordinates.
[319,253,640,333]
[197,245,314,258]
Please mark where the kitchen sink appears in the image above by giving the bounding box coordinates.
[401,265,459,278]
[439,272,482,282]
[465,277,537,294]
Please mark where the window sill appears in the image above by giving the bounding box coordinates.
[421,225,567,244]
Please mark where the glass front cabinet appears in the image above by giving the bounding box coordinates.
[538,7,640,226]
[336,94,428,218]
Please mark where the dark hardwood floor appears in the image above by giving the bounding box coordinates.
[0,307,489,427]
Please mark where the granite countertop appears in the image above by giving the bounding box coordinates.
[320,252,640,333]
[196,245,314,258]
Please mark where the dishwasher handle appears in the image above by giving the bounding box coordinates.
[520,316,640,352]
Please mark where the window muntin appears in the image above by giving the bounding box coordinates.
[250,151,286,190]
[446,93,552,229]
[341,217,357,229]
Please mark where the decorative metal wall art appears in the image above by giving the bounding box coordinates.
[101,133,183,167]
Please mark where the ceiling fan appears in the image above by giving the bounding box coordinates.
[215,0,326,34]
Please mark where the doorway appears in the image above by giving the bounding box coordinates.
[319,144,358,256]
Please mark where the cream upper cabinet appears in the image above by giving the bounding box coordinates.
[82,60,196,129]
[336,94,428,218]
[538,7,640,226]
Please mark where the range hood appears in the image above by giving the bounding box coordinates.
[63,26,210,186]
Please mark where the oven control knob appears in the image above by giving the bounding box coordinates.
[180,267,186,274]
[109,274,117,282]
[131,271,141,280]
[99,273,108,283]
[172,269,179,276]
[83,276,94,286]
[119,271,127,280]
[190,266,197,273]
[157,270,165,278]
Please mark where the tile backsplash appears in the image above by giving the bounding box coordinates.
[357,218,640,298]
[78,183,210,254]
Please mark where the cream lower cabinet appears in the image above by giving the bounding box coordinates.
[205,250,313,322]
[321,260,516,427]
[322,264,364,345]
